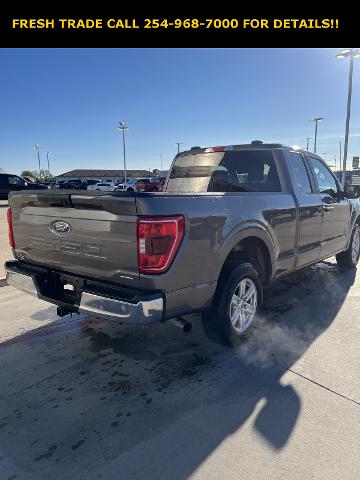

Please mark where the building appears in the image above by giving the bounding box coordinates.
[55,169,152,183]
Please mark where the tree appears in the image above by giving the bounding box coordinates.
[35,169,54,182]
[21,170,37,182]
[21,170,36,179]
[21,169,54,183]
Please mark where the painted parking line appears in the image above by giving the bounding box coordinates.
[0,316,102,346]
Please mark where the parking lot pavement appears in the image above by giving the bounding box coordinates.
[0,259,360,479]
[0,199,11,280]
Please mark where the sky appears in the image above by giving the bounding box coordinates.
[0,48,359,176]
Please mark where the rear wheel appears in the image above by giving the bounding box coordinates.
[202,262,262,346]
[127,187,134,192]
[336,224,360,268]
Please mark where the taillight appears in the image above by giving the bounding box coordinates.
[7,208,15,248]
[137,216,184,273]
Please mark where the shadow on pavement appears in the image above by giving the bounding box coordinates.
[0,261,356,479]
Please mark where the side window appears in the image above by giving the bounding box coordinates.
[287,152,312,194]
[8,175,26,186]
[0,176,8,186]
[308,157,338,194]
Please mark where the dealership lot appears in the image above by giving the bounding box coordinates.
[1,250,360,479]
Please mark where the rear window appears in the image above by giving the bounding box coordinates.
[166,150,281,193]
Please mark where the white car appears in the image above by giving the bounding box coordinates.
[115,178,149,192]
[87,182,117,192]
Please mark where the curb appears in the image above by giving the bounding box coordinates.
[0,277,8,287]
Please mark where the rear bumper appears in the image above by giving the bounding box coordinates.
[79,291,163,323]
[5,261,163,325]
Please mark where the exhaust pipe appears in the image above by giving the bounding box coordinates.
[170,316,192,333]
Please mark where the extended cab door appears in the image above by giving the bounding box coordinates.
[306,155,350,259]
[286,151,323,268]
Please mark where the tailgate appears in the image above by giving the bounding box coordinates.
[9,191,140,288]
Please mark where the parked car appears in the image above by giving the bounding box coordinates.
[84,179,101,188]
[144,177,164,192]
[5,141,360,347]
[63,179,87,190]
[0,173,48,199]
[156,177,167,192]
[54,180,69,190]
[115,178,151,192]
[87,182,117,192]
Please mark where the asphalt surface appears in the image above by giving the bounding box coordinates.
[1,258,359,479]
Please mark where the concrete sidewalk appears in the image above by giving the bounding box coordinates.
[0,199,12,282]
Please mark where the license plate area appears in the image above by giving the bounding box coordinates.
[35,271,83,306]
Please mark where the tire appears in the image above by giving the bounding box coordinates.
[96,188,101,191]
[202,262,263,347]
[127,187,134,192]
[336,224,360,269]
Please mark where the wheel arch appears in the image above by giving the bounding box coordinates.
[218,227,275,285]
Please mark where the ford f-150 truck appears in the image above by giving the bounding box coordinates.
[5,142,360,346]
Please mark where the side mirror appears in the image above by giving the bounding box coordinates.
[335,189,346,200]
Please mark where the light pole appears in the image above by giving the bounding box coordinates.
[175,142,183,155]
[336,48,360,187]
[305,137,312,150]
[339,141,342,173]
[160,152,163,172]
[46,151,51,171]
[117,121,128,184]
[310,117,324,154]
[34,144,41,172]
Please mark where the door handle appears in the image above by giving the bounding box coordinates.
[323,205,334,212]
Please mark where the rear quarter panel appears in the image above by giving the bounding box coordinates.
[136,192,297,293]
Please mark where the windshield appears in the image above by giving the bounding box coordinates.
[21,177,32,184]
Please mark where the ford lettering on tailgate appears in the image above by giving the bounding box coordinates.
[28,235,105,258]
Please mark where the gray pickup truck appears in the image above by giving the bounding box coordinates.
[5,142,360,346]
